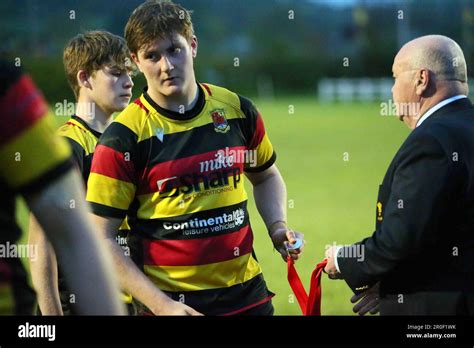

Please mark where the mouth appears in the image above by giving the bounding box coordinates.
[163,76,178,83]
[119,94,132,98]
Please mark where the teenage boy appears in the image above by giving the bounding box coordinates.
[28,31,134,315]
[87,1,304,316]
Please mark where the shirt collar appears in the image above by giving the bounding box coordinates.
[416,95,467,127]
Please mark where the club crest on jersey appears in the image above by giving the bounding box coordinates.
[210,109,230,133]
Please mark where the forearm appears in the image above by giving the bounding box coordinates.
[28,215,62,315]
[251,167,287,230]
[104,235,174,314]
[91,213,175,315]
[26,170,125,315]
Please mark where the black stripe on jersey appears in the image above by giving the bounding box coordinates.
[244,151,277,173]
[137,118,247,168]
[71,115,102,138]
[64,137,85,177]
[238,95,259,148]
[98,121,140,168]
[143,83,205,121]
[130,201,249,240]
[163,273,274,316]
[17,159,73,196]
[89,201,128,219]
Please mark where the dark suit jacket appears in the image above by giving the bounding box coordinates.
[338,98,474,315]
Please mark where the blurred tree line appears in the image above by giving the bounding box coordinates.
[1,0,473,103]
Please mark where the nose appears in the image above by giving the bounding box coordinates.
[124,74,134,89]
[161,55,174,73]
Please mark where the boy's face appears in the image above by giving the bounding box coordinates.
[86,66,134,115]
[132,32,197,102]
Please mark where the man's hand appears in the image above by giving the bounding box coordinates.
[153,299,203,316]
[351,282,380,316]
[269,222,304,261]
[324,245,343,279]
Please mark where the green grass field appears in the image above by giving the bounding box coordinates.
[15,98,408,315]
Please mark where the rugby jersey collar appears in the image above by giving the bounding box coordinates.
[142,83,206,121]
[71,115,102,138]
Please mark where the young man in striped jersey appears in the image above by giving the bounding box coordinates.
[86,0,304,315]
[28,31,134,315]
[0,61,125,315]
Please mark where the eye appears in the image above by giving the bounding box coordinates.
[145,53,159,61]
[170,46,181,55]
[110,70,121,77]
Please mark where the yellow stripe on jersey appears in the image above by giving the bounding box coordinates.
[86,173,136,210]
[144,253,262,292]
[0,115,71,189]
[136,177,248,219]
[254,133,274,168]
[56,118,98,156]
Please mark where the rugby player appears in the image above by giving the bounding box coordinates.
[86,0,304,315]
[28,31,134,315]
[0,60,125,315]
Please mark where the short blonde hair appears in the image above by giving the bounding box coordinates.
[63,31,134,97]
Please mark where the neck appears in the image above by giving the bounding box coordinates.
[76,94,113,133]
[148,81,199,113]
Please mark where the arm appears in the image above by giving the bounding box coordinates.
[28,215,62,315]
[246,164,304,261]
[90,213,202,316]
[25,169,126,315]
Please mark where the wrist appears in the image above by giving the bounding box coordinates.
[267,220,287,236]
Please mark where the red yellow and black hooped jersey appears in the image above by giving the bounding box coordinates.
[57,115,102,185]
[55,115,133,309]
[0,62,72,315]
[87,83,276,315]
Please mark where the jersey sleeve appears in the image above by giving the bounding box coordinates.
[86,122,138,219]
[238,95,276,172]
[0,65,72,194]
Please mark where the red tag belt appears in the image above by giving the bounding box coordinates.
[287,257,328,315]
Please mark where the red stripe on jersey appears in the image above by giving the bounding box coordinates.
[0,75,48,145]
[201,83,212,96]
[143,225,253,266]
[249,113,266,149]
[134,97,149,112]
[91,144,136,183]
[137,146,246,194]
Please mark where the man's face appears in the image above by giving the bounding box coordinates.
[88,66,134,115]
[391,54,420,128]
[133,32,197,101]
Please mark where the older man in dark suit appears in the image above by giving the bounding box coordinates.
[325,35,474,315]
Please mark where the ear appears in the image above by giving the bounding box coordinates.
[77,70,91,89]
[190,35,198,58]
[415,69,430,96]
